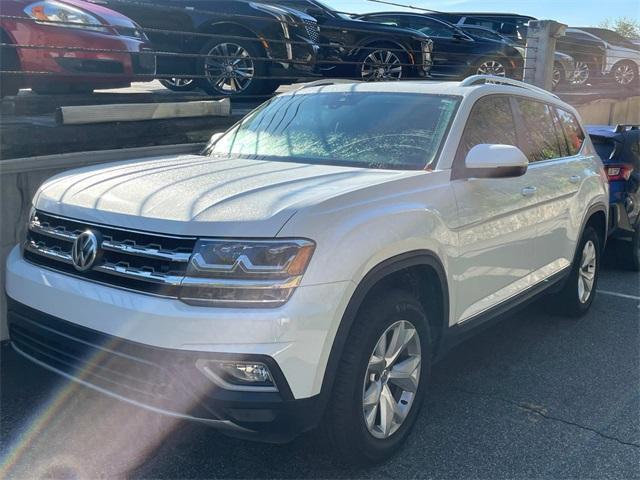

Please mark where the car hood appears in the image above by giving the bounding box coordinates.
[34,154,417,237]
[346,16,429,40]
[67,0,140,28]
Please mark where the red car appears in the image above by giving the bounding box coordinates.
[0,0,155,96]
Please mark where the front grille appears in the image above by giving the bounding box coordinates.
[303,19,320,44]
[24,210,196,297]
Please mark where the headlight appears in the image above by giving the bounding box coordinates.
[179,239,315,308]
[24,1,108,32]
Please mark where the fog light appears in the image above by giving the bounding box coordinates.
[196,359,277,392]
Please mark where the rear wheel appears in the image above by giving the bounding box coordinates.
[159,78,198,92]
[549,226,601,317]
[322,290,431,465]
[475,57,509,77]
[198,39,276,97]
[359,47,406,82]
[621,224,640,271]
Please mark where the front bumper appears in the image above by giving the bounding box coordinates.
[8,298,321,443]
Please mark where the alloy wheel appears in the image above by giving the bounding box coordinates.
[362,320,421,439]
[204,42,255,94]
[578,240,597,304]
[164,78,194,88]
[361,50,403,81]
[552,65,562,89]
[476,60,507,77]
[572,61,590,86]
[614,63,636,86]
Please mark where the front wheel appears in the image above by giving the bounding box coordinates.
[197,40,276,97]
[571,60,590,86]
[549,226,601,317]
[359,48,407,82]
[552,62,565,90]
[612,61,638,89]
[322,290,431,465]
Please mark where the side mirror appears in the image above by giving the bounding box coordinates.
[465,144,529,178]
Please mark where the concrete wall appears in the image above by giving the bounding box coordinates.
[576,95,640,125]
[0,143,203,340]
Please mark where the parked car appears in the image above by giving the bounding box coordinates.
[7,75,608,464]
[260,0,433,81]
[426,12,535,45]
[358,12,523,79]
[574,28,640,88]
[556,29,607,87]
[98,0,321,97]
[588,124,640,270]
[458,25,576,90]
[0,0,155,96]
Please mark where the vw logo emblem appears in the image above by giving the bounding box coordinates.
[71,230,99,272]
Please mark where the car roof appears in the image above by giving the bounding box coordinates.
[283,80,570,109]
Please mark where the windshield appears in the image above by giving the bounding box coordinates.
[206,92,460,170]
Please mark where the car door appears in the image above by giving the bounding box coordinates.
[450,95,542,325]
[514,99,590,274]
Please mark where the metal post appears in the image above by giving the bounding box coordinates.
[523,20,567,91]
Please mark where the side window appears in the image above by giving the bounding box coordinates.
[407,18,455,38]
[365,15,401,27]
[458,96,518,161]
[555,108,585,156]
[515,99,563,162]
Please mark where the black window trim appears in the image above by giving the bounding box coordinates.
[511,96,587,165]
[451,93,523,180]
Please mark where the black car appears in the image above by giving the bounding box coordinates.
[95,0,320,96]
[259,0,433,81]
[426,12,535,45]
[358,12,523,80]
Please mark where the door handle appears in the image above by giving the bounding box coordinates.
[521,186,537,197]
[569,175,581,184]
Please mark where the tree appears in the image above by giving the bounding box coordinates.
[599,17,640,38]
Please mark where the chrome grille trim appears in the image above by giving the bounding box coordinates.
[24,210,197,296]
[24,240,74,264]
[100,241,192,263]
[94,263,183,286]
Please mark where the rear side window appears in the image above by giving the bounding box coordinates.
[458,96,518,160]
[555,108,585,156]
[515,99,563,162]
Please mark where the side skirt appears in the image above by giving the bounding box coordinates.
[435,267,571,361]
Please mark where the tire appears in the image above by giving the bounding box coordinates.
[612,61,638,89]
[358,46,407,82]
[0,34,21,97]
[549,226,601,317]
[571,60,590,87]
[197,39,276,97]
[552,62,565,91]
[322,289,431,465]
[31,84,94,95]
[474,56,510,78]
[159,78,198,92]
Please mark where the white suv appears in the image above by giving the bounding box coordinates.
[6,76,608,463]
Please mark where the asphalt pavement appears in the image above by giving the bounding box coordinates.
[1,249,638,479]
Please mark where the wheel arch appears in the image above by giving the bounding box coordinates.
[193,21,268,56]
[349,38,414,64]
[319,250,449,403]
[584,204,608,249]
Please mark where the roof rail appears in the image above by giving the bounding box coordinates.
[295,79,362,90]
[459,75,559,99]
